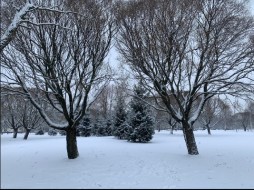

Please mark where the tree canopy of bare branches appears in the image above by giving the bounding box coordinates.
[1,0,116,159]
[116,0,254,155]
[1,92,23,138]
[1,0,70,53]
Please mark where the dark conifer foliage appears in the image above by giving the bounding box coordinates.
[113,94,129,139]
[128,81,155,143]
[79,116,92,137]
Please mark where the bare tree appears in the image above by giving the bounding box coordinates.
[1,92,23,138]
[116,0,254,155]
[246,101,254,113]
[199,97,223,135]
[1,0,116,159]
[219,99,233,131]
[90,84,115,120]
[237,112,250,131]
[20,99,44,140]
[1,88,44,138]
[236,101,254,131]
[246,101,254,130]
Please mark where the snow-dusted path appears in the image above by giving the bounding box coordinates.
[1,130,254,189]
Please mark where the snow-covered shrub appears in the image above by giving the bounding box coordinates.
[79,126,92,137]
[97,124,106,136]
[78,116,92,137]
[91,120,108,136]
[48,130,57,136]
[35,130,44,135]
[59,130,66,136]
[115,121,131,140]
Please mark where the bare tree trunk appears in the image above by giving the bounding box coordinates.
[13,129,18,138]
[23,129,31,140]
[66,128,79,159]
[169,119,175,135]
[182,122,199,155]
[158,125,161,132]
[206,124,211,135]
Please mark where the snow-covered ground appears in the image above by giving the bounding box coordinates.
[1,130,254,189]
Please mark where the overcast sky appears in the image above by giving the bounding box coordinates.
[249,0,254,14]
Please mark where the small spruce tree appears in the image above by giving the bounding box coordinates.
[105,119,113,136]
[113,93,129,139]
[91,121,99,136]
[79,115,92,137]
[97,119,107,136]
[128,81,155,143]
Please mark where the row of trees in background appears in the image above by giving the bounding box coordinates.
[1,81,156,142]
[1,89,44,139]
[1,0,254,158]
[2,80,253,137]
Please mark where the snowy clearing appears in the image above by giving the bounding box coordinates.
[1,130,254,189]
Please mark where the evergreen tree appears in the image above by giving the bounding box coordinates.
[91,121,99,136]
[79,115,92,137]
[113,93,129,139]
[97,119,107,136]
[128,81,155,143]
[35,129,45,135]
[48,129,58,136]
[105,119,113,136]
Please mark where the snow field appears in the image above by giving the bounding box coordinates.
[1,130,254,189]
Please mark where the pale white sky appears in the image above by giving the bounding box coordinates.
[249,0,254,14]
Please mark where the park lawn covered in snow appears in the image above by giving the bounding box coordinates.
[1,130,254,189]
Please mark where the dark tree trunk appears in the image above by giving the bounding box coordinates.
[23,129,31,140]
[206,125,211,135]
[66,128,79,159]
[170,127,173,135]
[243,126,247,132]
[182,122,199,155]
[13,129,18,138]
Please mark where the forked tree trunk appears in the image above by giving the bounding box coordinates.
[66,127,79,159]
[23,129,31,140]
[182,122,199,155]
[13,129,18,138]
